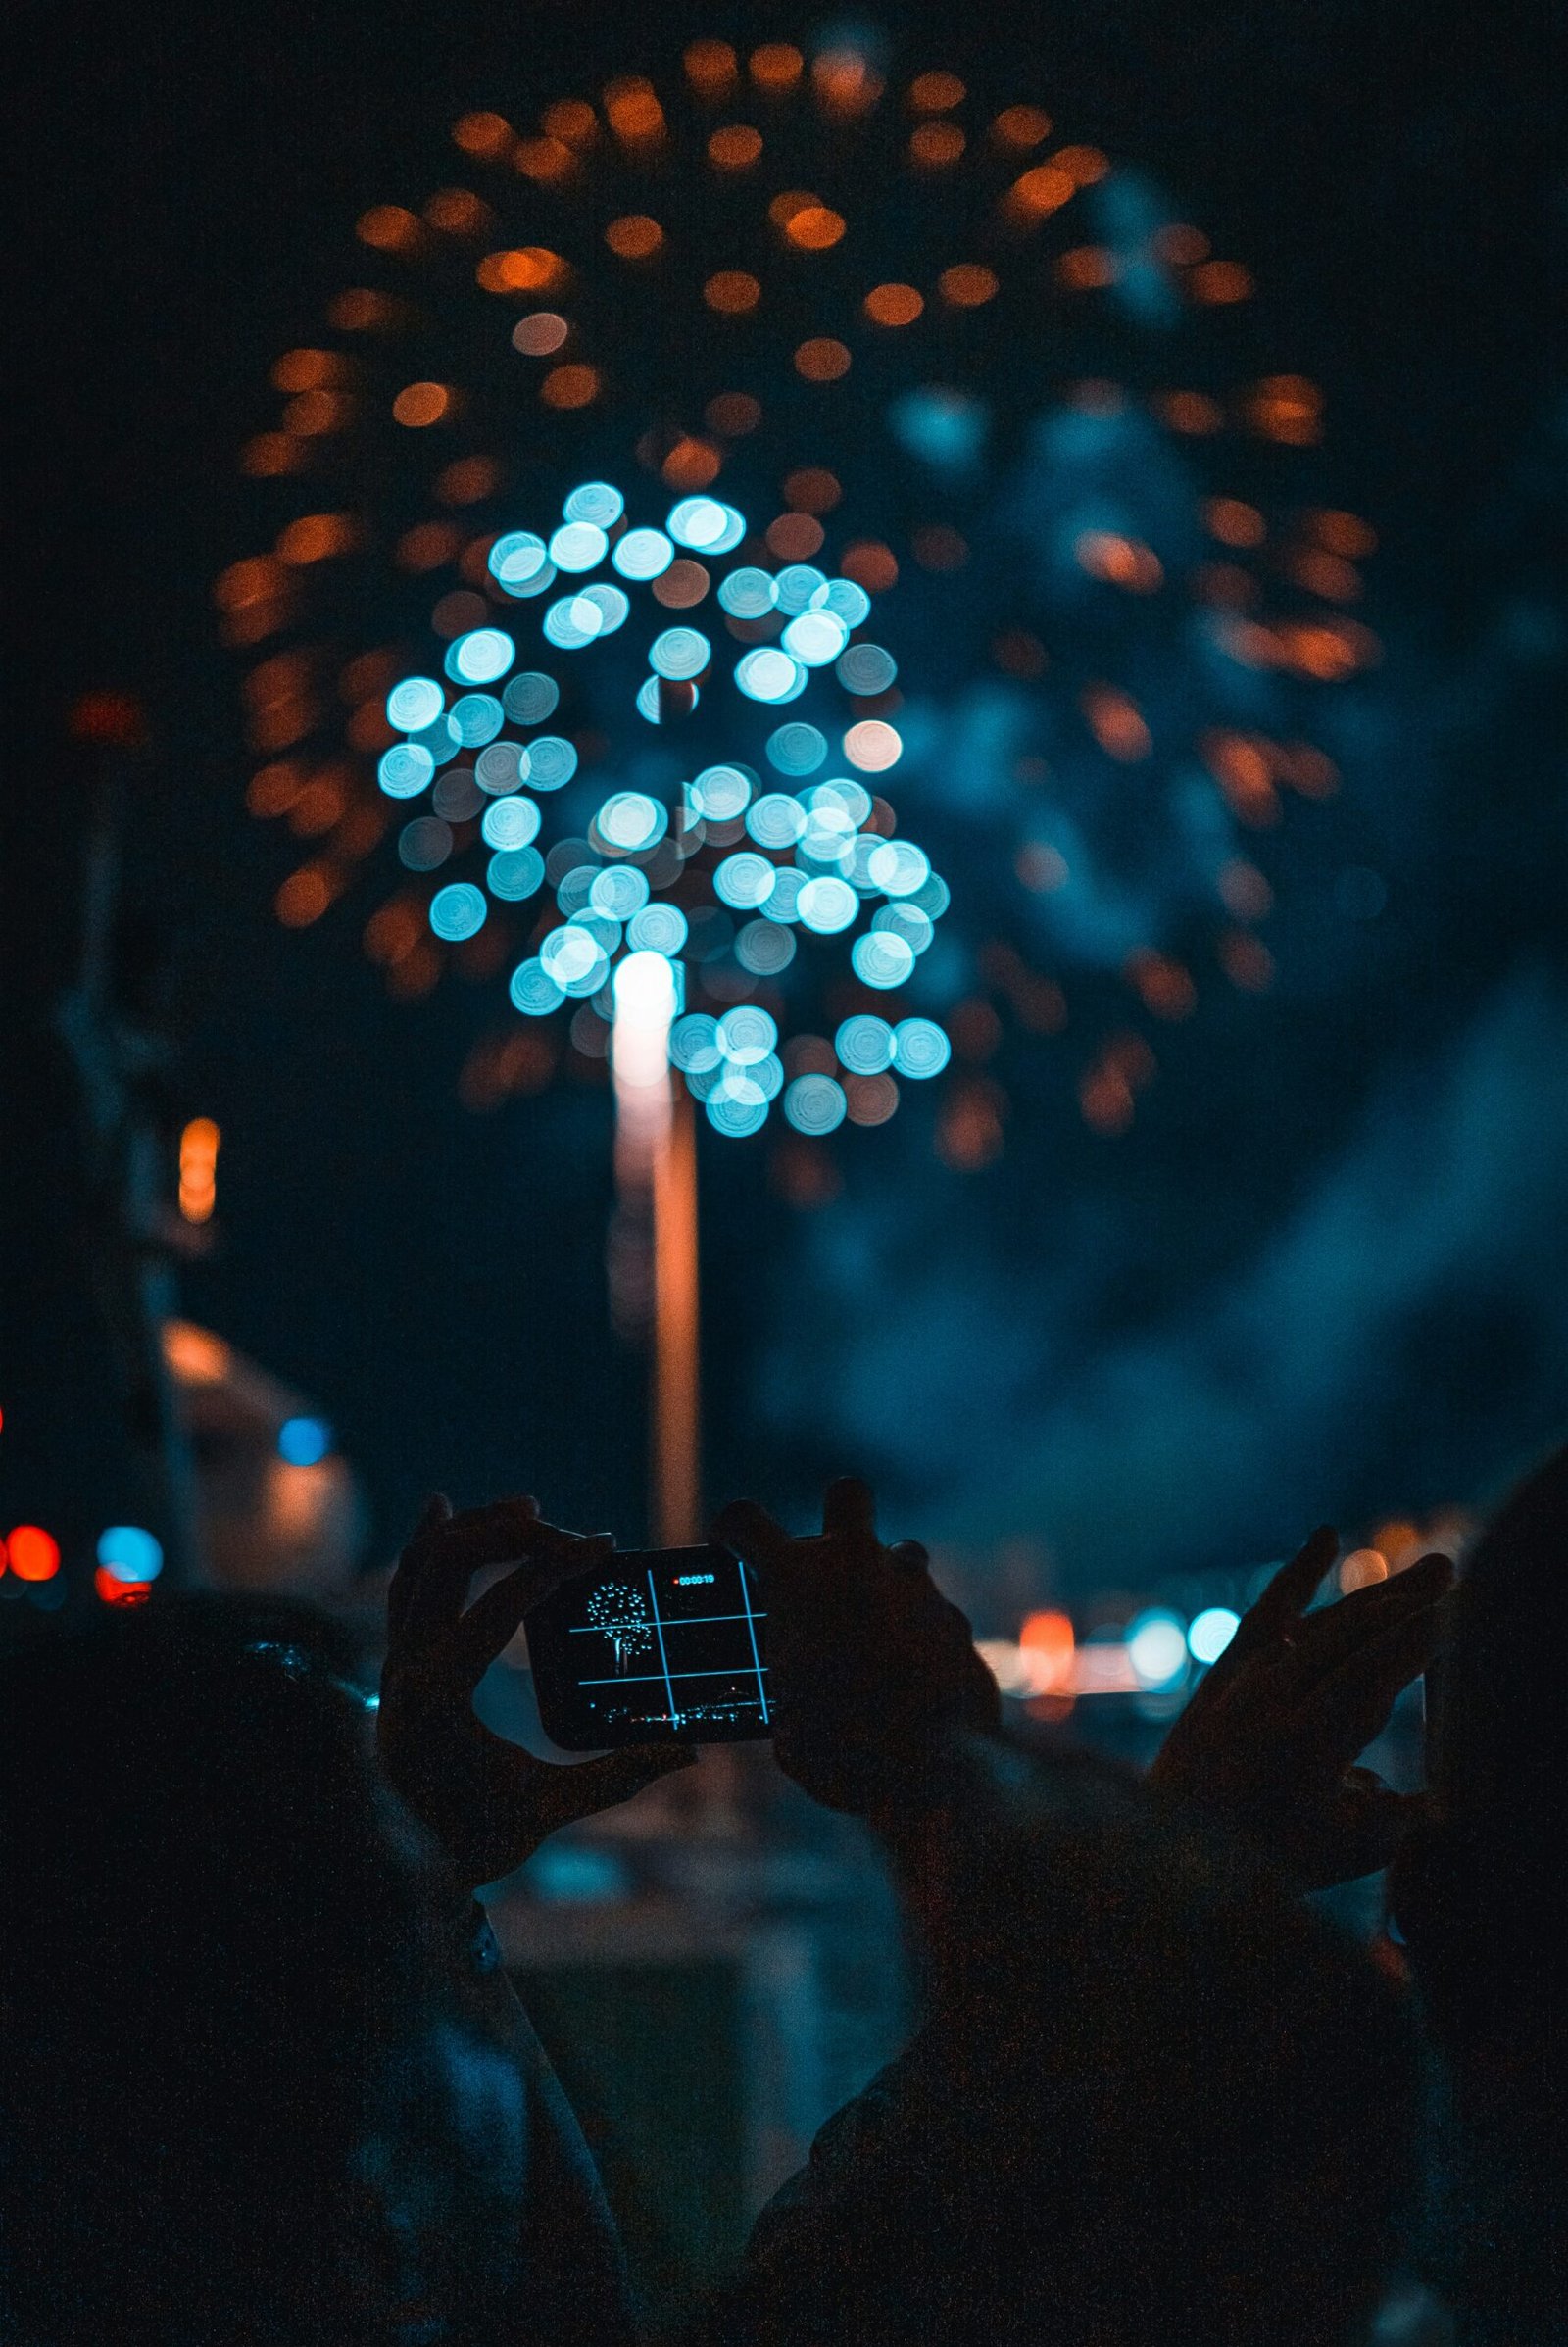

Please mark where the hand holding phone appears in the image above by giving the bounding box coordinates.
[527,1544,772,1750]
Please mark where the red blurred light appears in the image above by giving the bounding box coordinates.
[95,1565,151,1606]
[8,1525,61,1582]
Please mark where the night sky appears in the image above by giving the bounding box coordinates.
[12,0,1566,1612]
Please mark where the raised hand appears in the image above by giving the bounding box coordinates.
[379,1494,694,1891]
[1148,1525,1453,1890]
[713,1477,999,1824]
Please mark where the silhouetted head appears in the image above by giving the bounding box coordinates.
[736,1738,1420,2347]
[0,1595,523,2346]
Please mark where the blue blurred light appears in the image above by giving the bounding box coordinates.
[868,839,931,897]
[735,918,796,974]
[446,629,515,686]
[892,1018,951,1078]
[836,1014,896,1073]
[670,1013,722,1073]
[774,564,827,615]
[549,521,609,573]
[96,1525,165,1582]
[797,876,859,933]
[810,778,873,826]
[1188,1607,1241,1665]
[487,847,545,900]
[564,481,624,527]
[386,676,444,731]
[613,527,674,580]
[430,883,488,942]
[590,864,650,920]
[707,1093,769,1136]
[718,1005,777,1063]
[836,643,898,696]
[627,902,688,955]
[398,816,453,871]
[407,714,462,766]
[277,1416,332,1468]
[577,583,630,634]
[706,505,747,555]
[819,578,872,628]
[525,736,577,789]
[544,594,604,651]
[378,743,435,799]
[690,763,752,819]
[449,693,505,746]
[489,531,549,589]
[718,567,778,618]
[735,648,804,704]
[1128,1610,1190,1689]
[667,497,729,550]
[503,671,559,725]
[482,795,542,849]
[782,610,850,667]
[909,871,951,919]
[539,925,603,986]
[747,793,808,848]
[761,867,807,922]
[766,723,827,776]
[597,791,667,852]
[511,958,565,1015]
[886,384,988,472]
[873,902,935,953]
[714,853,775,910]
[474,741,529,795]
[784,1074,847,1134]
[852,931,915,988]
[650,627,710,681]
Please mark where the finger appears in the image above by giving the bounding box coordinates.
[1298,1600,1447,1761]
[1277,1552,1454,1691]
[394,1499,547,1638]
[712,1499,792,1572]
[1244,1526,1338,1640]
[452,1547,611,1687]
[822,1477,877,1543]
[527,1744,698,1838]
[889,1539,930,1575]
[388,1494,452,1638]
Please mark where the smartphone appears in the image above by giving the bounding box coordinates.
[526,1543,772,1749]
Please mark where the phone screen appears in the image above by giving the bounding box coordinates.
[526,1544,772,1749]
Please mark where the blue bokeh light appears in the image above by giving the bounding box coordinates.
[277,1416,332,1467]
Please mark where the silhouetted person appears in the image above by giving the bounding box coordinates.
[0,1590,645,2347]
[1395,1441,1568,2341]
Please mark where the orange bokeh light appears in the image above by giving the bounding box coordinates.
[1009,164,1074,216]
[8,1526,61,1582]
[1056,245,1117,290]
[794,338,851,381]
[275,864,338,927]
[783,466,842,513]
[908,70,966,111]
[992,104,1052,147]
[706,391,761,435]
[910,122,964,166]
[839,540,899,593]
[513,311,569,356]
[540,364,600,409]
[705,270,761,315]
[784,204,846,250]
[605,213,663,259]
[276,513,356,564]
[864,281,924,326]
[938,264,998,307]
[356,204,421,252]
[541,99,598,148]
[709,123,762,168]
[766,513,825,561]
[750,43,804,90]
[96,1565,151,1606]
[424,187,490,235]
[392,381,451,427]
[1189,261,1253,304]
[685,38,739,96]
[452,111,514,159]
[1203,497,1266,548]
[476,247,566,295]
[1155,389,1224,435]
[327,288,396,331]
[1082,685,1152,761]
[661,436,722,489]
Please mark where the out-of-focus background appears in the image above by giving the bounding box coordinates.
[8,0,1564,2321]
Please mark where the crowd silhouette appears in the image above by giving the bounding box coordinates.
[2,1448,1564,2343]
